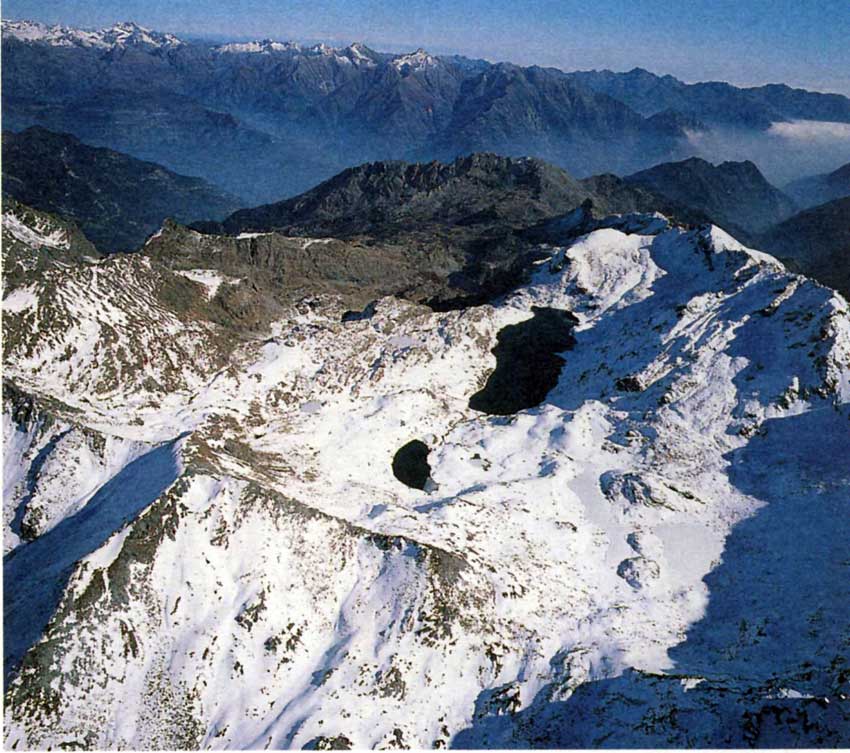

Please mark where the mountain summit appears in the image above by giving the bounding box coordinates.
[625,156,797,237]
[2,18,184,49]
[4,196,849,747]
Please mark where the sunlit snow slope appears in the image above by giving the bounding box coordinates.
[3,206,849,748]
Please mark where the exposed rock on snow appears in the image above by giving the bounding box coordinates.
[2,19,184,49]
[3,213,849,748]
[616,556,661,589]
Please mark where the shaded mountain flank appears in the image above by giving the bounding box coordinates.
[784,162,850,210]
[624,157,797,238]
[2,127,242,251]
[759,197,850,300]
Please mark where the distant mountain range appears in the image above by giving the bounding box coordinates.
[784,163,850,209]
[5,19,850,203]
[2,127,241,251]
[567,68,850,130]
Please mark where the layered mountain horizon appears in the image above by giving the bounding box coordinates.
[5,17,850,205]
[4,119,848,303]
[3,10,850,751]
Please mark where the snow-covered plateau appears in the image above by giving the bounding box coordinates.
[2,207,849,748]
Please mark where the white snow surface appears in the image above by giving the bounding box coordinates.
[3,217,849,748]
[2,19,183,49]
[175,269,241,299]
[390,48,439,72]
[2,286,39,314]
[2,212,70,251]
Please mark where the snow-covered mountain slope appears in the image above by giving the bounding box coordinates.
[2,18,387,69]
[2,19,183,49]
[3,207,850,748]
[2,383,155,554]
[213,39,381,68]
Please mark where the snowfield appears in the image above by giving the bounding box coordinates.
[3,209,849,748]
[175,269,242,299]
[1,212,69,253]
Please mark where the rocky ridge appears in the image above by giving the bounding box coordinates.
[3,127,242,251]
[624,156,797,238]
[3,198,850,747]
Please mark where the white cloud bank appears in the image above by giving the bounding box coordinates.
[684,120,850,186]
[768,120,850,143]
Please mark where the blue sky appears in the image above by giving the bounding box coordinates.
[6,0,850,94]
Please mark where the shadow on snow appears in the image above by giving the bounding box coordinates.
[3,438,182,688]
[452,406,850,747]
[452,230,850,747]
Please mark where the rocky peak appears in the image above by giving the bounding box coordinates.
[390,47,440,74]
[1,18,184,49]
